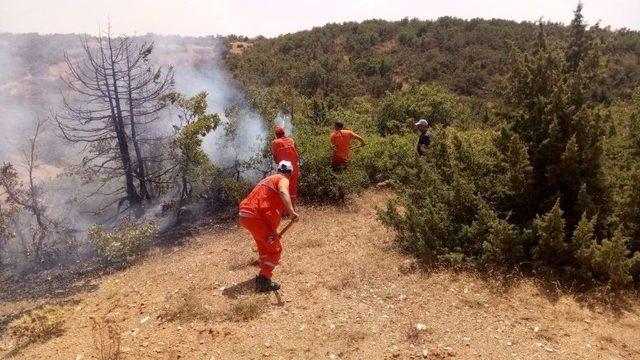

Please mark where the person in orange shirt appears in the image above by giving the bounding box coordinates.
[238,161,300,292]
[271,126,300,206]
[330,121,365,171]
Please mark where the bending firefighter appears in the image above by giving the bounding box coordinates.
[271,125,300,206]
[238,161,300,292]
[330,121,365,171]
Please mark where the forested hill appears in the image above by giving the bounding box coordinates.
[225,17,640,105]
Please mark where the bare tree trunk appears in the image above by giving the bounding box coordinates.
[107,34,141,211]
[57,28,173,218]
[125,50,151,201]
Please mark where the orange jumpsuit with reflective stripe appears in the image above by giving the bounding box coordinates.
[238,174,288,279]
[271,136,300,206]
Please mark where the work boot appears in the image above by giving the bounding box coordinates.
[255,275,280,292]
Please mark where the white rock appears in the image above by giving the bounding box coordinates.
[533,325,541,333]
[416,323,427,331]
[140,315,150,324]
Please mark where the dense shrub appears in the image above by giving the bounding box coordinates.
[381,123,640,286]
[296,131,368,203]
[376,83,469,135]
[209,176,254,208]
[380,9,640,288]
[88,218,158,268]
[379,127,505,264]
[353,134,415,183]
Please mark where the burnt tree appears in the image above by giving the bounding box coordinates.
[57,29,173,215]
[0,119,71,266]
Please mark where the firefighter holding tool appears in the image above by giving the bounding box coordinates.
[238,160,300,292]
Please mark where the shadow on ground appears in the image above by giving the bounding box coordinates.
[222,277,284,306]
[431,262,640,318]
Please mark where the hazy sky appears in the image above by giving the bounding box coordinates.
[1,0,638,37]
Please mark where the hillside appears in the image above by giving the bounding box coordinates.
[1,190,638,359]
[225,17,640,107]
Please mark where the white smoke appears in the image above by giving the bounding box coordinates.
[148,35,269,174]
[0,32,271,269]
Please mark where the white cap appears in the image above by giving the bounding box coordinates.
[277,160,293,173]
[415,119,429,127]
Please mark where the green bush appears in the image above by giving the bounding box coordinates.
[376,83,470,135]
[207,175,254,209]
[353,134,416,184]
[380,125,640,287]
[297,131,368,203]
[88,218,158,268]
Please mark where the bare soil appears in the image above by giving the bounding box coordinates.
[1,190,639,359]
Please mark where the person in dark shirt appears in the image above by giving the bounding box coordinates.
[415,119,431,156]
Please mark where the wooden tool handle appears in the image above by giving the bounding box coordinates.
[278,220,295,237]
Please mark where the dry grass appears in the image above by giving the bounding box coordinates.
[90,316,121,360]
[3,190,640,359]
[9,305,66,345]
[228,294,266,321]
[327,272,360,291]
[298,236,324,248]
[159,289,214,323]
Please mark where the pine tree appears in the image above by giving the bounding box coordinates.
[533,199,567,265]
[566,3,588,73]
[591,229,635,287]
[572,212,597,273]
[502,4,609,233]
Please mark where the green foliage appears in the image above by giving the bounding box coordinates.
[296,131,368,203]
[572,213,598,268]
[226,17,640,105]
[353,134,415,183]
[589,229,637,287]
[379,128,501,263]
[208,176,254,209]
[502,16,609,229]
[164,91,221,205]
[379,7,640,287]
[376,83,468,135]
[88,218,158,268]
[468,205,523,265]
[533,200,567,265]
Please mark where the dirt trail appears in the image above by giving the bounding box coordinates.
[1,190,639,359]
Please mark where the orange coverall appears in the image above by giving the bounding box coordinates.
[271,136,300,206]
[238,174,288,279]
[330,130,358,169]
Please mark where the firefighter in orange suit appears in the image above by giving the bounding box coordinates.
[238,161,300,292]
[271,125,300,206]
[330,121,365,171]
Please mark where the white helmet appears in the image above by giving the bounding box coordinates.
[277,160,293,173]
